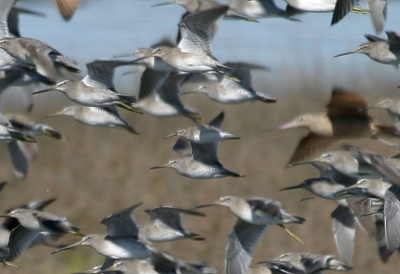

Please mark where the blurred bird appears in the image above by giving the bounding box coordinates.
[3,207,82,261]
[0,37,80,84]
[54,0,82,21]
[3,113,65,179]
[268,87,397,164]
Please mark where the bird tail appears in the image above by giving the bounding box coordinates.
[281,210,306,224]
[221,168,245,178]
[255,91,277,103]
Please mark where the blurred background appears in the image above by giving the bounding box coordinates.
[1,0,400,273]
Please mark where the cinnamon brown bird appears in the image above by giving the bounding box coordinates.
[270,87,396,164]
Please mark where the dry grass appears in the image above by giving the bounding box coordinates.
[0,70,399,274]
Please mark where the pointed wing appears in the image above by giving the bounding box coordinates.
[364,34,386,42]
[178,6,228,55]
[101,203,142,238]
[0,0,17,38]
[208,111,225,129]
[374,215,394,262]
[225,220,268,274]
[86,59,137,90]
[7,225,40,261]
[386,31,400,55]
[367,0,387,33]
[331,204,355,265]
[288,134,335,164]
[331,0,356,25]
[326,87,369,119]
[138,68,170,100]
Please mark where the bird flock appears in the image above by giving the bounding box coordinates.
[0,0,399,274]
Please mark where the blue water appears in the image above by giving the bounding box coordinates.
[13,0,400,92]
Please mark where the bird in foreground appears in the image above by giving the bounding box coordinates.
[132,70,202,122]
[52,203,150,270]
[3,207,82,261]
[33,59,142,114]
[182,62,276,104]
[196,196,305,274]
[334,178,400,253]
[0,36,80,84]
[268,87,396,164]
[334,32,400,68]
[46,105,140,134]
[139,206,206,242]
[165,111,240,144]
[259,252,352,273]
[149,113,245,179]
[331,0,387,33]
